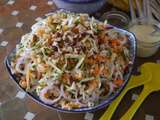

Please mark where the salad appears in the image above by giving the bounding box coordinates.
[10,10,132,110]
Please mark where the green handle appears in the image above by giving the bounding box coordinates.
[120,86,152,120]
[100,63,153,120]
[100,88,128,120]
[100,74,147,120]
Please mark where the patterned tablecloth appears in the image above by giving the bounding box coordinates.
[0,0,160,120]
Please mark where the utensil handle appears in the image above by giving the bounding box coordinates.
[99,74,145,120]
[129,0,136,23]
[120,86,151,120]
[135,0,144,19]
[146,0,153,23]
[100,87,129,120]
[143,0,147,17]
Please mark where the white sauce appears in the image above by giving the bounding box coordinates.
[129,24,160,57]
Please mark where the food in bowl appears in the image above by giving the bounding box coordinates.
[10,10,133,110]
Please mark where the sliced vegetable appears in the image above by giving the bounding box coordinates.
[11,10,132,110]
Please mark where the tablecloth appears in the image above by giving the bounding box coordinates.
[0,0,160,120]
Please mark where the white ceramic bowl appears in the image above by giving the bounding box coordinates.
[52,0,107,13]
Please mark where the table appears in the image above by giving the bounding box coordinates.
[0,0,160,120]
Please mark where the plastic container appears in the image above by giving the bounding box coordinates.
[52,0,106,13]
[137,41,160,57]
[100,11,130,28]
[129,24,160,57]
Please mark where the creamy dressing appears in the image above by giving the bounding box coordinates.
[129,24,160,57]
[129,24,160,43]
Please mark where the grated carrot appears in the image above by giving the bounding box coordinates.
[111,39,120,46]
[114,79,123,86]
[95,54,106,62]
[93,64,101,76]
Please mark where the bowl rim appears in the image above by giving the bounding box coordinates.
[4,28,136,113]
[4,10,137,113]
[56,0,104,4]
